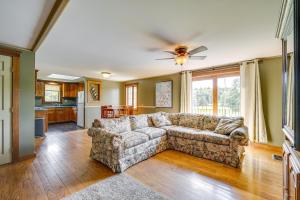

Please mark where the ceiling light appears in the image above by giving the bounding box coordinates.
[48,74,80,80]
[101,72,111,78]
[175,55,187,65]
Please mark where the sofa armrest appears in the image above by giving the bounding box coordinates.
[88,127,123,148]
[229,126,249,146]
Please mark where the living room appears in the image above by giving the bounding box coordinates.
[0,0,298,199]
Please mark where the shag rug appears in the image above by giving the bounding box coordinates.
[63,174,168,200]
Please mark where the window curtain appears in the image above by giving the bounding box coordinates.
[240,59,268,143]
[287,53,294,129]
[180,71,192,113]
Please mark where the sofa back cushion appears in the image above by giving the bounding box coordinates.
[202,115,220,131]
[166,113,181,125]
[214,117,244,135]
[99,117,131,133]
[151,113,172,127]
[178,113,204,129]
[129,114,149,130]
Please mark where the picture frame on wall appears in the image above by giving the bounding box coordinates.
[155,80,173,108]
[87,80,102,103]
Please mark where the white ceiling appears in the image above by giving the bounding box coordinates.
[36,0,282,81]
[0,0,56,49]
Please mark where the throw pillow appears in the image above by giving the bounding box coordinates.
[214,118,243,135]
[151,114,172,127]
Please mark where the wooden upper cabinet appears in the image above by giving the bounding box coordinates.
[62,83,70,97]
[62,83,78,98]
[69,83,78,97]
[78,83,84,92]
[35,81,44,97]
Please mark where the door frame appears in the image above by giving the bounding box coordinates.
[0,47,20,162]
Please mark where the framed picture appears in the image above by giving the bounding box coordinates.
[155,80,173,108]
[87,80,101,103]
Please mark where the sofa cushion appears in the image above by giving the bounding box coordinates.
[215,118,243,135]
[166,113,181,125]
[202,115,220,131]
[167,126,230,145]
[129,114,149,130]
[99,117,131,133]
[178,113,204,129]
[119,131,149,149]
[151,114,172,127]
[135,127,166,139]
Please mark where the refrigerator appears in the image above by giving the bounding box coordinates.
[77,91,85,127]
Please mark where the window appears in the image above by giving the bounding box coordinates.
[125,83,138,109]
[192,67,240,117]
[44,84,61,103]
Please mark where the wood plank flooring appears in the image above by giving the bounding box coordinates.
[0,129,282,200]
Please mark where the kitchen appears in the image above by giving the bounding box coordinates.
[34,71,85,135]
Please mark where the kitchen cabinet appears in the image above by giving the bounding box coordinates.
[35,81,44,97]
[70,107,77,122]
[62,83,70,98]
[62,83,78,98]
[78,83,84,92]
[47,107,77,123]
[69,83,78,97]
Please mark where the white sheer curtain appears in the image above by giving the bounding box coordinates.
[180,71,192,113]
[240,60,268,143]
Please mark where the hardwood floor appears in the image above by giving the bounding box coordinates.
[0,130,282,200]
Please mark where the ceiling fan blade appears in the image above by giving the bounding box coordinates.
[188,46,208,55]
[189,56,207,60]
[164,51,177,55]
[156,58,174,60]
[147,31,177,46]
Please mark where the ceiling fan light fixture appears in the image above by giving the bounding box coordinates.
[175,55,187,65]
[101,72,111,78]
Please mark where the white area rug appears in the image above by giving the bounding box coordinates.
[63,174,168,200]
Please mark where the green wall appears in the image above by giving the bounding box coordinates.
[19,51,35,156]
[122,73,181,114]
[259,57,283,146]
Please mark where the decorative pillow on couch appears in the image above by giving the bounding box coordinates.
[151,114,172,127]
[129,114,149,130]
[214,118,243,135]
[99,117,131,133]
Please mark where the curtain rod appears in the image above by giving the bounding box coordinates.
[191,59,263,73]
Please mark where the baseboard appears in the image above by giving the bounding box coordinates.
[17,152,36,162]
[249,142,282,153]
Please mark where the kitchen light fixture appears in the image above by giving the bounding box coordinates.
[101,72,111,78]
[48,74,80,80]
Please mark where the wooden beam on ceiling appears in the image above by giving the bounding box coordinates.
[31,0,69,52]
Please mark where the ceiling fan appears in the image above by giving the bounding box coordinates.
[156,45,208,65]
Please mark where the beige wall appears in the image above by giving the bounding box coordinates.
[84,77,122,128]
[259,57,283,146]
[122,73,181,114]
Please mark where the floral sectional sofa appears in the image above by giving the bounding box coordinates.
[88,112,249,173]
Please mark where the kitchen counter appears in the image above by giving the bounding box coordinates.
[35,105,77,110]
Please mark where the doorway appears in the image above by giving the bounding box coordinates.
[0,55,12,165]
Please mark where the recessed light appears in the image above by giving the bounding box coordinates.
[101,72,111,78]
[48,74,80,80]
